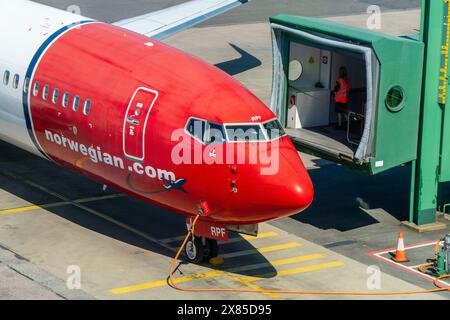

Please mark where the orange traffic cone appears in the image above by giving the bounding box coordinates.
[392,231,409,263]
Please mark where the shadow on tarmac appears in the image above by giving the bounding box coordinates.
[0,140,276,277]
[293,161,411,231]
[215,43,262,76]
[294,160,450,232]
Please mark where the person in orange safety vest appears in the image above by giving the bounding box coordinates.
[333,66,349,130]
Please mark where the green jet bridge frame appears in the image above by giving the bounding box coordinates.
[269,0,450,229]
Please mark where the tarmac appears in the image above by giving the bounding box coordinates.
[0,0,448,300]
[34,0,420,25]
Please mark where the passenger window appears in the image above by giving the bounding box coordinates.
[32,82,40,97]
[62,92,70,108]
[42,85,49,100]
[23,77,30,94]
[73,96,80,111]
[3,71,10,86]
[83,99,91,115]
[186,118,206,142]
[13,74,19,89]
[52,88,59,104]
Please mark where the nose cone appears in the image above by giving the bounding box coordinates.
[259,141,314,219]
[213,137,314,224]
[274,172,314,216]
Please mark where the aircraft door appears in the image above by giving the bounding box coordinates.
[123,87,159,161]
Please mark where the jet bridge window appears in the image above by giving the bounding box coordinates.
[3,71,10,86]
[12,74,19,89]
[385,85,405,111]
[225,125,266,142]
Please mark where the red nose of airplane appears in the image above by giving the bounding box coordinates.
[213,137,314,224]
[254,139,314,220]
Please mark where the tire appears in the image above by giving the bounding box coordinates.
[184,236,204,264]
[203,239,218,262]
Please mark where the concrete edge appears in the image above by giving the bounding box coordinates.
[401,221,448,233]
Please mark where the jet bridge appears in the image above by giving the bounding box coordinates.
[269,15,424,175]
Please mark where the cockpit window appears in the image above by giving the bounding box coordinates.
[186,118,227,145]
[263,120,286,140]
[186,118,206,142]
[226,125,266,142]
[205,122,226,145]
[186,118,285,144]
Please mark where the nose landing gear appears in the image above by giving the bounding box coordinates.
[183,200,222,264]
[184,236,218,264]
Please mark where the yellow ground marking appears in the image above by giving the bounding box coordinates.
[223,242,302,259]
[271,254,325,266]
[258,242,300,253]
[239,261,345,283]
[111,270,226,294]
[226,254,327,300]
[228,274,284,300]
[110,270,226,294]
[224,231,279,245]
[0,170,177,252]
[276,261,344,276]
[0,194,125,215]
[109,254,325,295]
[0,202,68,215]
[240,231,279,241]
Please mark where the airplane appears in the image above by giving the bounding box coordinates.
[0,0,314,263]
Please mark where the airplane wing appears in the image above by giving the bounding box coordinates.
[113,0,250,40]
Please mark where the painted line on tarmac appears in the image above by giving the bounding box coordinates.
[0,194,125,215]
[0,171,177,253]
[270,254,324,266]
[160,231,279,245]
[109,253,325,295]
[368,241,450,287]
[0,202,68,215]
[238,261,345,283]
[368,240,441,255]
[228,274,284,300]
[224,253,326,273]
[230,260,344,299]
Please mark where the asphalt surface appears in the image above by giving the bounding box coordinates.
[32,0,420,24]
[0,135,446,300]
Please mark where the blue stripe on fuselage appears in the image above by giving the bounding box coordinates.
[22,20,96,159]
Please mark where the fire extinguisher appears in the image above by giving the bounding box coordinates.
[437,234,450,276]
